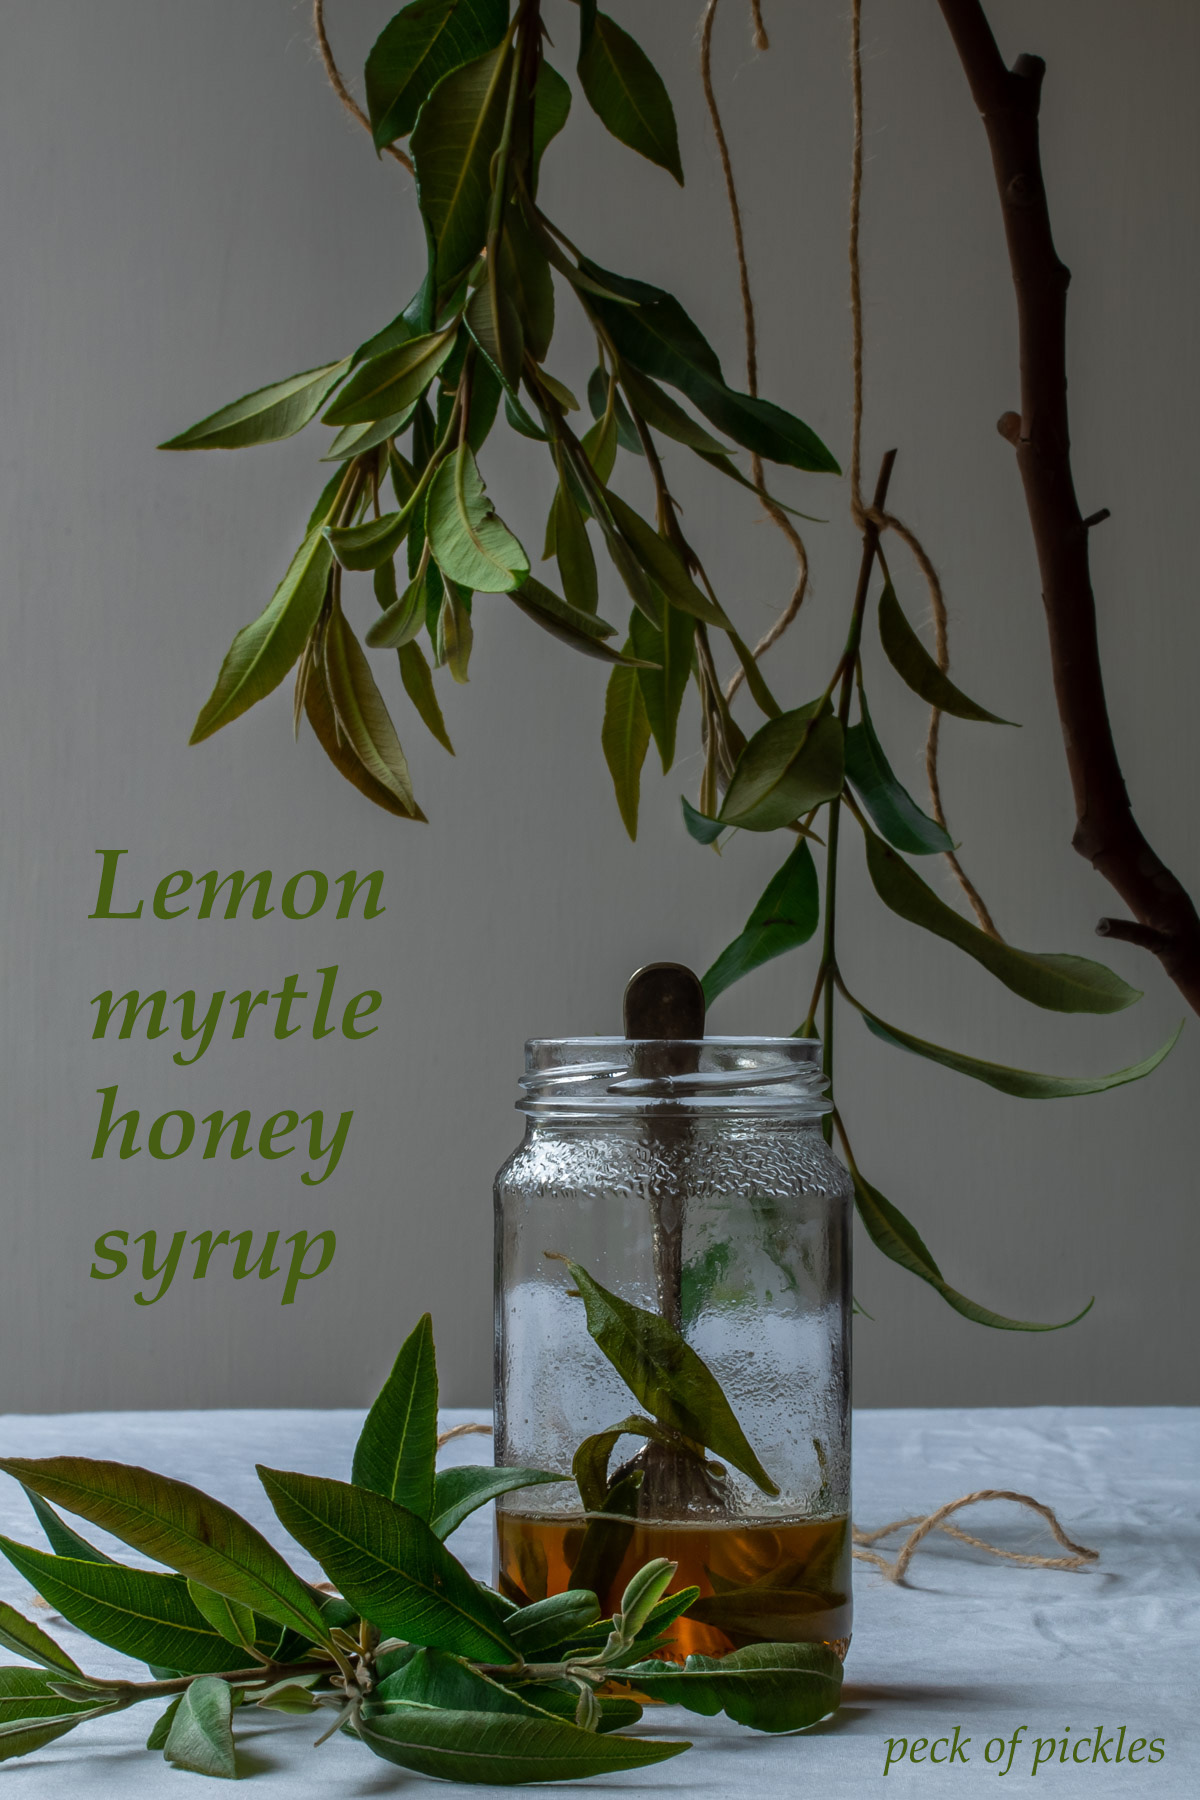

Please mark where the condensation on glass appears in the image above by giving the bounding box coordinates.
[493,1037,853,1659]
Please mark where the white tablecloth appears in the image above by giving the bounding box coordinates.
[0,1408,1195,1796]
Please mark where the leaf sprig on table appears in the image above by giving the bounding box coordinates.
[161,0,1181,1328]
[0,1313,841,1781]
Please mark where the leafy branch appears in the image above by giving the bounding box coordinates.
[0,1315,841,1780]
[159,1,1184,1328]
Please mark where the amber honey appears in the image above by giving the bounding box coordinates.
[496,1510,852,1661]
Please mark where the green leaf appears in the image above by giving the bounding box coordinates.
[352,1315,439,1522]
[0,1601,81,1676]
[466,353,503,451]
[693,446,823,516]
[0,1667,97,1724]
[428,445,529,591]
[578,13,682,183]
[399,638,455,752]
[550,482,599,614]
[581,259,839,473]
[505,389,550,439]
[322,406,417,462]
[725,627,783,720]
[367,562,428,649]
[190,528,331,742]
[0,1456,332,1649]
[587,367,642,453]
[564,1584,699,1660]
[366,1646,543,1718]
[719,700,844,831]
[501,205,555,361]
[351,307,414,369]
[306,465,352,535]
[863,827,1143,1013]
[366,0,509,148]
[411,45,513,289]
[253,1675,322,1714]
[618,1640,842,1733]
[324,609,421,814]
[851,1167,1094,1330]
[357,1705,688,1783]
[185,1581,256,1652]
[429,1466,567,1542]
[563,1470,641,1603]
[571,1416,701,1515]
[702,840,819,1005]
[681,797,724,846]
[323,322,460,427]
[858,1007,1183,1099]
[581,409,619,484]
[602,656,651,839]
[257,1467,518,1661]
[506,1591,601,1657]
[603,491,726,626]
[325,508,413,572]
[630,603,694,772]
[509,576,641,666]
[437,582,475,681]
[617,363,728,454]
[304,649,428,819]
[531,61,572,191]
[159,359,350,451]
[0,1539,257,1674]
[0,1667,101,1764]
[466,278,525,391]
[550,1258,778,1494]
[512,1685,644,1734]
[844,689,954,854]
[877,581,1013,724]
[146,1695,182,1750]
[164,1676,236,1780]
[615,1559,677,1640]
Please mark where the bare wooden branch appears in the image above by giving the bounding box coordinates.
[937,0,1200,1013]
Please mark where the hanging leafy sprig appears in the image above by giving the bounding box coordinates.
[161,2,1182,1328]
[163,0,836,826]
[0,1314,841,1780]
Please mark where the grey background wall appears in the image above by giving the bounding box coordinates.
[1,0,1195,1415]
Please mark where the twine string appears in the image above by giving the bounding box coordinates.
[436,1421,494,1449]
[846,0,999,933]
[699,1,811,707]
[852,1488,1099,1583]
[313,0,414,173]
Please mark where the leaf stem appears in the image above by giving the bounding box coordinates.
[803,451,896,1113]
[76,1660,331,1702]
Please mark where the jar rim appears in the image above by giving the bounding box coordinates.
[518,1036,830,1119]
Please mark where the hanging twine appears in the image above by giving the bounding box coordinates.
[700,1,811,706]
[313,0,414,173]
[844,0,999,933]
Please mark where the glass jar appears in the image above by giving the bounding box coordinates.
[493,1035,853,1660]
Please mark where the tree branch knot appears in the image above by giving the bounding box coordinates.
[1096,918,1173,955]
[1011,52,1046,94]
[1004,171,1042,210]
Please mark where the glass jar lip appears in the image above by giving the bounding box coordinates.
[519,1036,830,1119]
